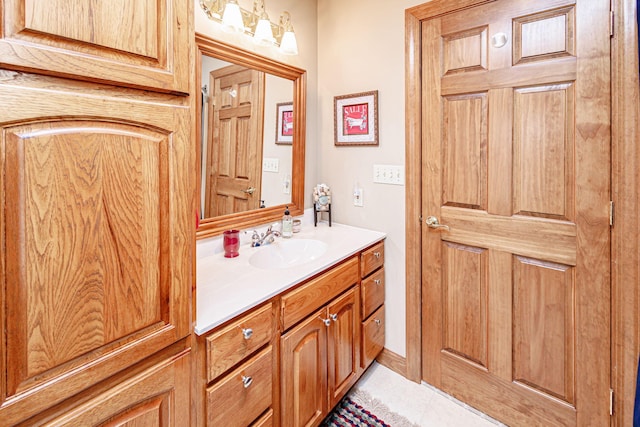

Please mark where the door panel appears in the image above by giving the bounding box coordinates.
[513,84,575,220]
[421,0,610,425]
[0,0,189,93]
[442,243,488,368]
[205,65,264,217]
[327,287,360,408]
[513,256,575,404]
[281,308,328,427]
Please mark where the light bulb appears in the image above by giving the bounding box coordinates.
[254,14,275,45]
[222,0,244,33]
[279,30,298,55]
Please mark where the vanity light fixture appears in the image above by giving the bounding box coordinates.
[278,12,298,55]
[252,1,275,46]
[200,0,299,55]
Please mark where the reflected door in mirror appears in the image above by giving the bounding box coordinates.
[204,65,265,217]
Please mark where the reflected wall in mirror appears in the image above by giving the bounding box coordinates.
[196,33,306,239]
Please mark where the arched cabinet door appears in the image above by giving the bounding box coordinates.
[0,72,193,424]
[0,0,189,93]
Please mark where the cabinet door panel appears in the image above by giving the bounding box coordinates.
[327,287,360,408]
[0,73,192,424]
[0,0,189,93]
[42,348,191,426]
[281,308,328,427]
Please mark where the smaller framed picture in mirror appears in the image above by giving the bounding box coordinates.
[334,90,378,146]
[276,102,293,145]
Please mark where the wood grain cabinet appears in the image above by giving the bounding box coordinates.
[360,242,385,369]
[280,257,361,427]
[0,1,193,425]
[196,241,385,427]
[200,302,276,427]
[0,0,190,93]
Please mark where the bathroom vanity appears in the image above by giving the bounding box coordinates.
[194,219,386,426]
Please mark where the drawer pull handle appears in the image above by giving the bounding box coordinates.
[242,328,253,340]
[241,375,253,388]
[374,319,381,326]
[330,313,338,322]
[374,279,381,285]
[320,317,331,327]
[373,252,381,259]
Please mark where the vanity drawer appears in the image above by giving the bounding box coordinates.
[251,409,273,427]
[207,346,273,427]
[360,241,384,278]
[362,306,385,369]
[206,303,273,382]
[281,256,359,331]
[361,268,385,320]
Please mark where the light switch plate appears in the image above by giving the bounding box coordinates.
[263,158,279,172]
[373,164,404,185]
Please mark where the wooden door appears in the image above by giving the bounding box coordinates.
[281,308,328,427]
[420,0,611,425]
[0,71,192,425]
[327,287,360,408]
[0,0,189,93]
[204,65,264,217]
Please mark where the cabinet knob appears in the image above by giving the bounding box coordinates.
[242,328,253,340]
[373,252,381,259]
[241,375,253,388]
[320,317,331,327]
[330,313,338,322]
[374,279,381,285]
[374,319,381,326]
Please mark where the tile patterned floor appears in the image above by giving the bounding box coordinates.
[353,362,506,427]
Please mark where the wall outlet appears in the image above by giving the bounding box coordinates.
[263,158,279,173]
[353,187,364,207]
[373,164,404,185]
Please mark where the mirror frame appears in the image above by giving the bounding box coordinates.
[195,33,306,239]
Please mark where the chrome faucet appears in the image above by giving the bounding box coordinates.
[251,224,281,247]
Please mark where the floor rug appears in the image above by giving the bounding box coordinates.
[322,389,420,427]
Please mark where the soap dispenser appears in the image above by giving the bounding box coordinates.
[282,206,293,238]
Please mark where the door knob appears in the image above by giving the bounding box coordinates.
[425,216,450,231]
[242,187,256,195]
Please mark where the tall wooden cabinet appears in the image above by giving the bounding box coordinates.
[0,1,193,425]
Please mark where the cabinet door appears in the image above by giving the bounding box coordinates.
[0,0,190,93]
[0,72,192,424]
[41,348,191,426]
[327,287,360,408]
[281,308,328,427]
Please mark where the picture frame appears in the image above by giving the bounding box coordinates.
[334,90,378,146]
[275,102,293,145]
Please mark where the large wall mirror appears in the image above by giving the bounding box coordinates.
[196,33,306,239]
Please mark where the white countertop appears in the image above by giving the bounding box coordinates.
[195,215,386,335]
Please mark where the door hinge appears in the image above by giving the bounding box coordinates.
[610,388,614,415]
[609,201,615,226]
[610,10,615,37]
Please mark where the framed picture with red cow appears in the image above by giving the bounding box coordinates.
[276,102,293,145]
[334,90,378,146]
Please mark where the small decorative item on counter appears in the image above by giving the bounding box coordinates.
[292,219,302,233]
[282,206,293,238]
[223,229,240,258]
[313,183,332,227]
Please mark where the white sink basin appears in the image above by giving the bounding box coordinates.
[249,239,328,270]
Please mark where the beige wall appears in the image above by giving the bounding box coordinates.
[196,0,426,359]
[317,0,424,357]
